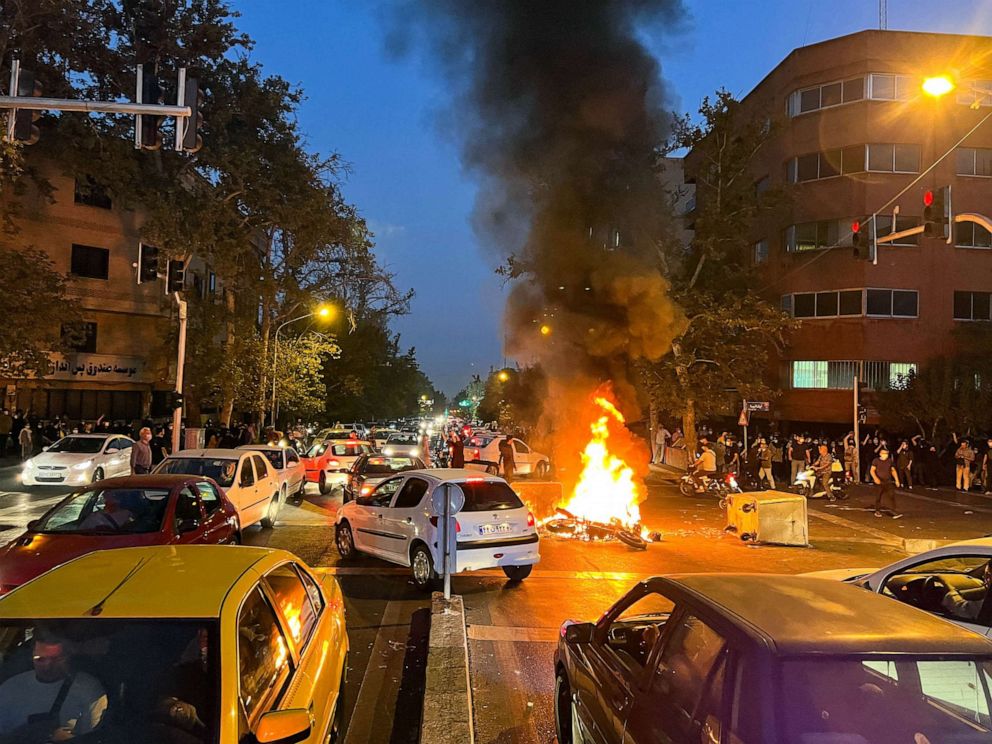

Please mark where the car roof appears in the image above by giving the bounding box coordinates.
[413,468,505,483]
[59,434,115,439]
[72,474,209,489]
[0,546,290,619]
[657,574,992,656]
[168,449,247,459]
[237,445,285,453]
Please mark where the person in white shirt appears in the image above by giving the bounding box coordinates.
[653,425,670,465]
[0,633,107,740]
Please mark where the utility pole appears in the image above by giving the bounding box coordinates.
[171,293,188,454]
[853,374,861,482]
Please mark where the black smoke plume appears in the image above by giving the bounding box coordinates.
[390,1,687,473]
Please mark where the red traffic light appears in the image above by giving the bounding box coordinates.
[923,190,934,207]
[851,220,861,234]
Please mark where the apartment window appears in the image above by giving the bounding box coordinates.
[70,244,109,280]
[864,361,918,391]
[866,288,918,318]
[787,77,864,117]
[61,322,97,353]
[955,221,992,249]
[957,80,992,108]
[73,176,112,210]
[792,361,828,389]
[866,143,920,173]
[785,220,845,252]
[869,73,913,101]
[792,360,915,390]
[208,271,217,294]
[787,147,864,183]
[780,295,793,315]
[956,147,992,177]
[754,175,769,197]
[784,289,864,319]
[752,239,769,265]
[875,214,921,246]
[954,291,992,321]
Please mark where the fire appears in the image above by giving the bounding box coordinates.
[558,395,643,529]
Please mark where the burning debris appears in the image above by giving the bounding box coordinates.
[542,507,661,551]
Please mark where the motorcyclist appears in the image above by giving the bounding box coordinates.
[691,438,718,490]
[812,443,835,499]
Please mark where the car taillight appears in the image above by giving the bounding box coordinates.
[527,511,535,528]
[328,459,340,467]
[466,448,479,460]
[428,516,460,532]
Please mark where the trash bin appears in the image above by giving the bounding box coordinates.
[724,490,808,546]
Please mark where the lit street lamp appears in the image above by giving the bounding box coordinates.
[271,304,334,428]
[922,75,955,98]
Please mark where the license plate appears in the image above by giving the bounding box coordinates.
[479,523,511,536]
[35,477,63,482]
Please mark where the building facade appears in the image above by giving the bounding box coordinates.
[1,161,186,422]
[706,30,992,426]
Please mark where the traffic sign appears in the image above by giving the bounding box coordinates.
[746,401,770,412]
[738,410,749,426]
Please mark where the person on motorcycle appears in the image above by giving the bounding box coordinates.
[691,438,718,489]
[812,443,836,499]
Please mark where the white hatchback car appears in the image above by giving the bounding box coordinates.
[22,434,134,487]
[805,536,992,637]
[155,449,282,530]
[238,444,307,502]
[334,469,540,590]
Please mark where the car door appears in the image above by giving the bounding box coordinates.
[284,448,304,493]
[234,456,258,522]
[195,481,237,543]
[252,455,277,518]
[572,588,677,743]
[352,477,403,556]
[102,437,126,476]
[172,485,208,544]
[512,439,532,474]
[378,476,431,563]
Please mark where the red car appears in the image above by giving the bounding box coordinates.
[0,474,240,595]
[302,439,375,494]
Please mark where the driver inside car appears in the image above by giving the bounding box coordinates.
[939,561,992,621]
[79,491,133,531]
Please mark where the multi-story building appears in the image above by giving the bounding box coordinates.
[695,29,992,427]
[0,160,212,421]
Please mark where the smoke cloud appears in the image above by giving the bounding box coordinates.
[390,1,687,477]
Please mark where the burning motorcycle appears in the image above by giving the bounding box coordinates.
[678,469,741,498]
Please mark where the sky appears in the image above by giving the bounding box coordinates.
[234,0,992,396]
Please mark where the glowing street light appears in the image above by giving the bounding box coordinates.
[922,75,955,98]
[540,324,552,336]
[272,303,336,426]
[497,370,509,382]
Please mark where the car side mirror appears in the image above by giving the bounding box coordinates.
[254,708,312,744]
[177,518,200,534]
[27,519,39,531]
[564,622,595,644]
[106,447,119,454]
[41,446,49,452]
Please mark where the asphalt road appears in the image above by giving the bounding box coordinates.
[0,464,990,743]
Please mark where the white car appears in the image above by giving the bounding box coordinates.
[805,537,992,637]
[372,429,399,449]
[155,449,282,530]
[238,444,307,502]
[22,434,134,487]
[334,469,540,591]
[381,432,423,458]
[463,435,550,478]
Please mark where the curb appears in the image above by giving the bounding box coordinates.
[420,592,474,744]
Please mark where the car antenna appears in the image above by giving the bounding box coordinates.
[85,557,150,617]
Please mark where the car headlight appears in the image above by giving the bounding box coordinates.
[411,448,420,457]
[22,459,34,470]
[71,460,94,471]
[383,448,394,456]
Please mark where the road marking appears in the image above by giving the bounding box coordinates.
[807,508,904,547]
[343,600,409,744]
[897,490,992,514]
[467,624,558,643]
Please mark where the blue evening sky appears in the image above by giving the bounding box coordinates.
[235,0,992,396]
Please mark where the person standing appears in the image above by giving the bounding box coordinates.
[756,438,774,489]
[653,423,670,465]
[420,432,432,468]
[448,432,464,468]
[497,436,515,483]
[843,433,857,482]
[895,440,914,490]
[788,435,806,485]
[150,427,170,466]
[131,427,153,475]
[954,436,976,492]
[983,439,992,495]
[17,422,32,461]
[0,409,10,459]
[870,448,902,519]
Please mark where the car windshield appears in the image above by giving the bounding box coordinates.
[157,458,238,488]
[46,437,106,454]
[459,480,523,511]
[387,434,418,445]
[0,619,219,742]
[780,656,992,742]
[363,457,420,475]
[34,488,171,535]
[307,442,328,457]
[331,443,365,457]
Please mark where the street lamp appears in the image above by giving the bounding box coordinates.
[271,304,335,428]
[922,75,955,98]
[497,370,509,382]
[539,324,552,336]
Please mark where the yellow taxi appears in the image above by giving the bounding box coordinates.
[0,545,348,744]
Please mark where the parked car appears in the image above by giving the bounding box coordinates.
[0,545,348,743]
[805,536,992,637]
[302,439,375,495]
[344,454,427,502]
[381,432,422,458]
[555,573,992,744]
[372,428,399,449]
[464,435,550,478]
[314,428,360,442]
[239,444,307,502]
[155,448,282,529]
[0,474,240,595]
[335,469,539,590]
[21,433,134,487]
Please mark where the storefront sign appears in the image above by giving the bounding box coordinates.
[48,353,145,381]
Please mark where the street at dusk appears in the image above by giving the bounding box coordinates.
[5,1,992,743]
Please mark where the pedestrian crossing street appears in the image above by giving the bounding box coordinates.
[0,492,66,545]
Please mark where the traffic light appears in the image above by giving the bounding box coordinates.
[181,78,205,153]
[139,71,164,150]
[137,243,159,284]
[851,218,873,260]
[166,390,184,410]
[923,186,952,240]
[166,260,185,293]
[13,70,42,145]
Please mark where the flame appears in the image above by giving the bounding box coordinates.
[558,395,642,529]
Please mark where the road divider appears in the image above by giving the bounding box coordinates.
[421,592,474,744]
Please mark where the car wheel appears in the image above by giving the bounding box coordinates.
[336,522,355,560]
[535,461,550,479]
[91,467,104,484]
[230,531,242,545]
[554,673,573,744]
[260,494,279,529]
[296,477,307,500]
[319,472,329,495]
[503,564,533,582]
[411,544,437,592]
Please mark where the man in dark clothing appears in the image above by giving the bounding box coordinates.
[150,427,170,465]
[895,440,914,490]
[870,448,902,519]
[498,436,515,483]
[0,409,11,458]
[449,432,465,468]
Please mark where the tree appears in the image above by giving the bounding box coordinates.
[641,91,795,449]
[477,366,547,435]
